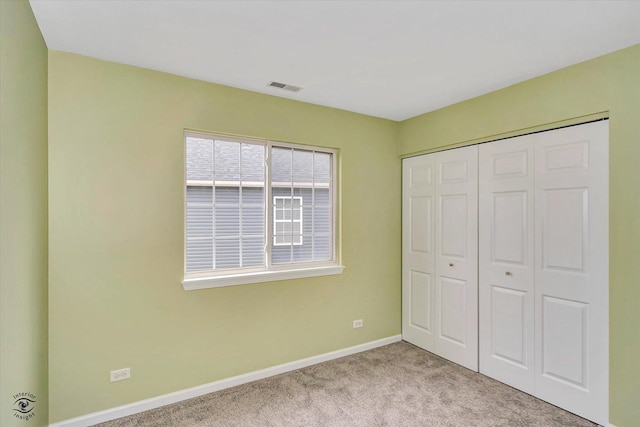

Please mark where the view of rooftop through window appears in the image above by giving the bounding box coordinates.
[185,134,334,274]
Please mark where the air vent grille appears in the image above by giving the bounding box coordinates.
[267,81,302,93]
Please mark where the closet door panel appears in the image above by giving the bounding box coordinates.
[402,155,436,351]
[435,146,478,371]
[409,271,432,331]
[440,276,467,345]
[479,137,535,392]
[534,121,608,425]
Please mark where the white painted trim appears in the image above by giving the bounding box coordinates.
[183,264,345,290]
[49,335,402,427]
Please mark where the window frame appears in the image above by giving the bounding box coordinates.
[182,131,343,290]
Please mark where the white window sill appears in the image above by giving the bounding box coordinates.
[182,265,345,291]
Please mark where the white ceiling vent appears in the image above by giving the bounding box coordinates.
[267,81,303,93]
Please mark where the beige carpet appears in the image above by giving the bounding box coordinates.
[96,341,596,426]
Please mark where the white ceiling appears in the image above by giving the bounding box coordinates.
[30,1,640,121]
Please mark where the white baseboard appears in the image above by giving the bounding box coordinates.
[50,335,402,427]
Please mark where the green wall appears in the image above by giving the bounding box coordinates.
[0,0,49,425]
[399,44,640,427]
[47,51,401,422]
[31,24,640,426]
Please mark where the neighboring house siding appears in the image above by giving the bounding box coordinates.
[186,186,330,271]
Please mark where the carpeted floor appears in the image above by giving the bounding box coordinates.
[96,341,596,426]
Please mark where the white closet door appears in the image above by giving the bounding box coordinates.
[402,155,436,351]
[534,121,609,425]
[435,146,478,371]
[479,135,535,392]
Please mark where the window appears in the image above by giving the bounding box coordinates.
[183,132,343,290]
[273,197,303,246]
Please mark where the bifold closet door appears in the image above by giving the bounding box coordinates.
[434,146,478,371]
[402,146,478,372]
[402,154,436,352]
[479,121,609,425]
[533,121,608,425]
[479,135,535,393]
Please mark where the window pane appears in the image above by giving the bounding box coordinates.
[241,143,264,183]
[314,235,332,261]
[313,187,330,206]
[292,149,313,183]
[215,238,240,269]
[186,186,213,272]
[241,187,263,205]
[313,152,331,185]
[186,238,213,271]
[214,189,240,238]
[292,238,313,263]
[293,186,310,198]
[272,147,292,183]
[272,243,292,264]
[242,206,264,236]
[302,203,313,234]
[313,206,331,234]
[186,137,213,181]
[215,140,240,182]
[186,187,213,237]
[242,237,264,267]
[215,187,239,204]
[292,222,300,234]
[273,185,292,198]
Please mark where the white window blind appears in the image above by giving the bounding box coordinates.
[185,132,337,279]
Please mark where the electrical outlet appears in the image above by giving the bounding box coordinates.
[110,368,131,382]
[353,319,363,328]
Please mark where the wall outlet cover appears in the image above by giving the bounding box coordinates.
[110,368,131,382]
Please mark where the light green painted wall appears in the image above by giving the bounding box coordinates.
[0,0,49,425]
[46,38,639,426]
[48,51,401,422]
[399,44,640,427]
